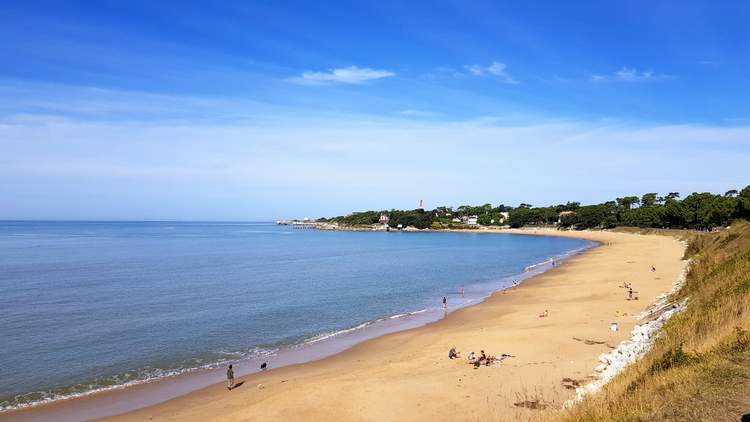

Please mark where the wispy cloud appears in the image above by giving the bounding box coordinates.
[290,66,395,85]
[591,67,665,82]
[464,61,518,84]
[3,115,749,220]
[397,109,441,118]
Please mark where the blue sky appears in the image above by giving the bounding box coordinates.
[1,1,749,220]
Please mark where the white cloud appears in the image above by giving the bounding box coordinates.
[290,66,395,85]
[592,67,664,82]
[615,67,653,81]
[464,61,518,84]
[2,114,748,220]
[397,109,441,118]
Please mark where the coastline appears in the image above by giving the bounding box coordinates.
[3,229,686,421]
[0,230,591,420]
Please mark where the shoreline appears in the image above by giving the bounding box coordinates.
[1,230,593,421]
[4,229,685,421]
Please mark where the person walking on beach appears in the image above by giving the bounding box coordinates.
[443,296,447,309]
[226,364,234,390]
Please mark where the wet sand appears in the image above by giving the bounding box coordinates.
[6,229,686,421]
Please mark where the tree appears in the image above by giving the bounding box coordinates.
[681,192,735,230]
[328,186,746,232]
[493,204,510,212]
[641,193,658,208]
[575,204,617,229]
[736,185,750,219]
[527,207,558,225]
[558,212,578,228]
[508,207,531,228]
[662,197,687,228]
[455,205,471,216]
[616,196,640,210]
[554,202,580,212]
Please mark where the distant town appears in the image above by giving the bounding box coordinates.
[280,187,750,232]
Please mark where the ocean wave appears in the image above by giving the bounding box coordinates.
[303,309,430,345]
[2,305,436,413]
[522,241,596,273]
[0,347,277,413]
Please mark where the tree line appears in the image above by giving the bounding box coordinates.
[323,185,750,231]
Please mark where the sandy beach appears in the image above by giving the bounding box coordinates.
[7,229,686,422]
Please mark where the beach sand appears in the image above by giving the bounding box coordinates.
[11,229,687,422]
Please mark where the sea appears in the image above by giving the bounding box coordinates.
[0,221,594,412]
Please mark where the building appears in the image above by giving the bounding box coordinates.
[558,210,576,224]
[490,212,510,225]
[379,214,390,225]
[466,215,479,225]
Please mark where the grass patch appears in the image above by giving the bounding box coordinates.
[718,233,739,248]
[736,278,750,295]
[648,344,701,374]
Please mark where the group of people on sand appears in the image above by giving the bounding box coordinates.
[619,281,639,300]
[449,347,512,368]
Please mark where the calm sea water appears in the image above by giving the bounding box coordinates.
[0,221,592,410]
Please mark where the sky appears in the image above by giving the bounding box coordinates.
[1,1,749,220]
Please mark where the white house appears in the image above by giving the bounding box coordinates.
[466,215,479,225]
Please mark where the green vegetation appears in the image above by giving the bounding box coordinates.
[326,185,750,231]
[557,221,750,421]
[326,203,511,229]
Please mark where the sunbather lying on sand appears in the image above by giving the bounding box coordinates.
[470,352,516,368]
[538,309,549,318]
[471,351,489,368]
